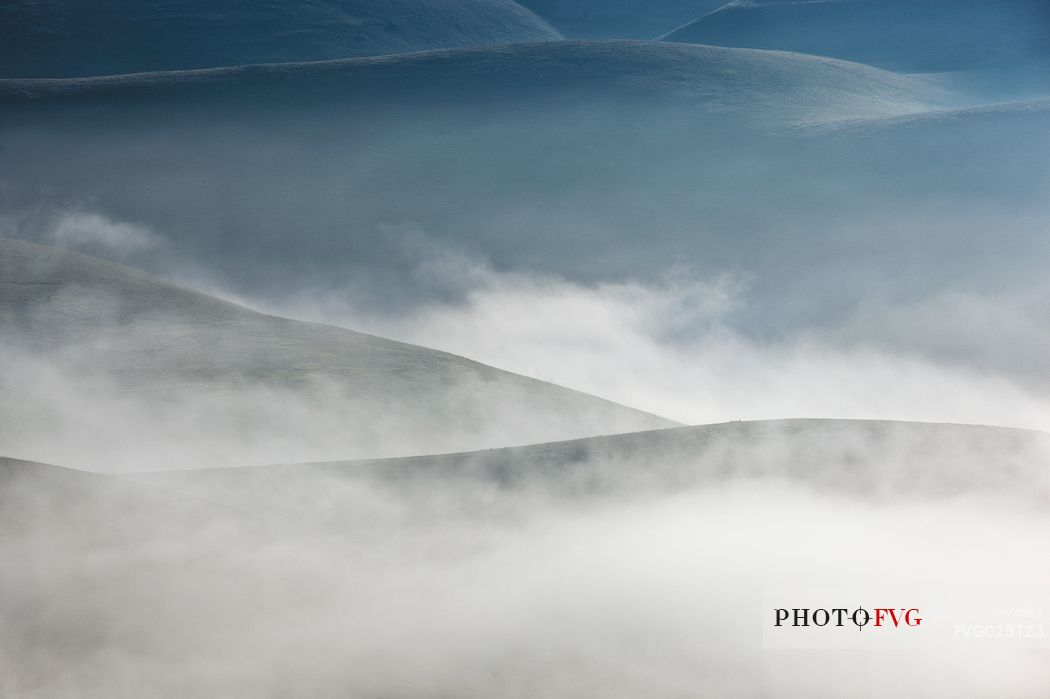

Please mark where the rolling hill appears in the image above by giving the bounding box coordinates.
[0,239,674,469]
[8,421,1050,692]
[0,0,562,78]
[5,4,1049,696]
[2,47,1045,350]
[0,40,944,121]
[139,418,1050,519]
[663,0,1050,76]
[0,40,953,323]
[6,420,1050,697]
[0,456,211,534]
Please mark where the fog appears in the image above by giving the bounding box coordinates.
[0,344,670,472]
[6,234,1050,472]
[3,14,1050,698]
[259,236,1050,430]
[3,41,1018,322]
[6,230,1050,696]
[0,239,670,472]
[3,425,1050,697]
[2,70,1046,335]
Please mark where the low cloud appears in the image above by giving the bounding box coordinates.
[3,231,1050,698]
[3,447,1049,697]
[262,235,1050,432]
[45,211,162,259]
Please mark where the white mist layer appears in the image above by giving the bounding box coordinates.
[261,242,1050,432]
[3,463,1049,698]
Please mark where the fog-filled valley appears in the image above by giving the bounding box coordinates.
[2,1,1049,697]
[6,421,1050,697]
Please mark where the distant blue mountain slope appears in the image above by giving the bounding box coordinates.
[664,0,1050,74]
[0,0,562,78]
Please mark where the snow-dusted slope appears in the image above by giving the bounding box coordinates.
[0,0,562,78]
[791,97,1050,213]
[0,239,674,469]
[0,42,954,328]
[0,41,944,123]
[140,418,1050,517]
[2,46,1044,343]
[808,97,1050,136]
[516,0,725,39]
[0,456,207,529]
[663,0,1050,74]
[12,41,1042,349]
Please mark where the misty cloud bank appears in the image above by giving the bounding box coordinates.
[6,231,1050,474]
[3,1,1050,696]
[0,238,672,472]
[260,235,1050,432]
[3,421,1050,697]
